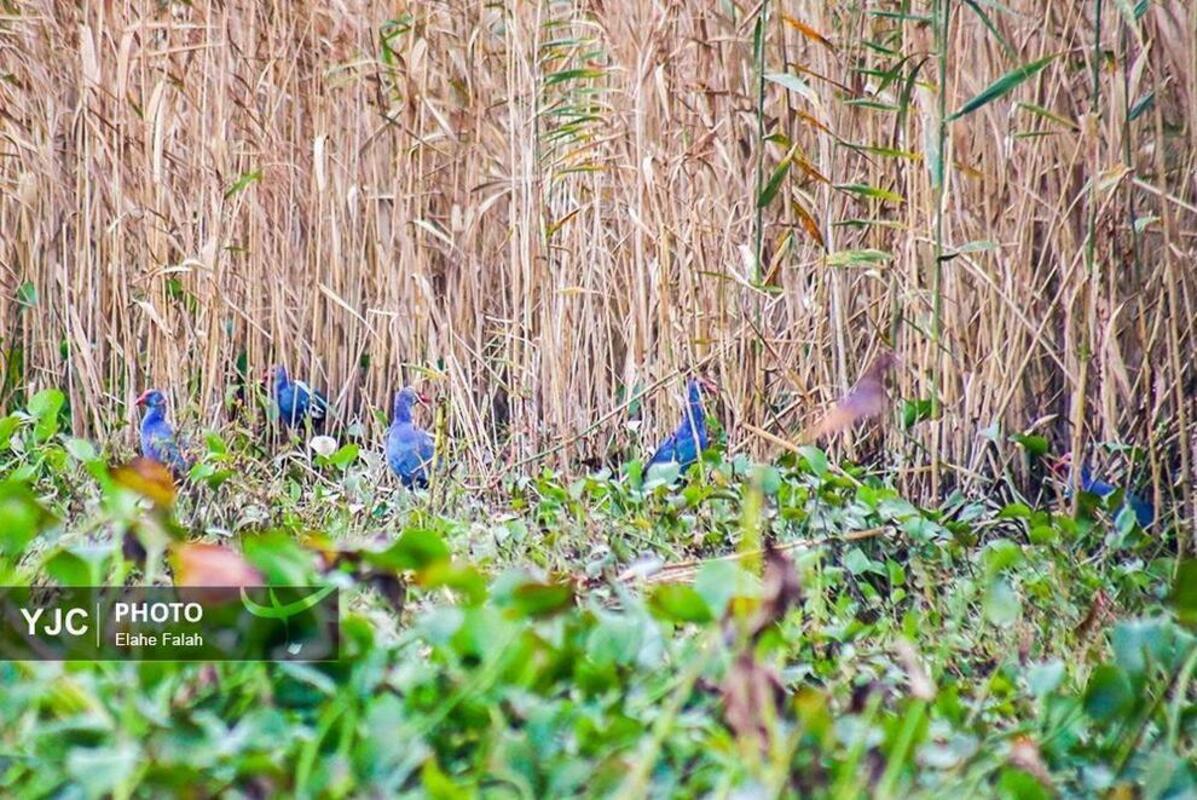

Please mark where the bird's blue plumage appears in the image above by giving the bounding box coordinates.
[137,390,192,475]
[386,387,435,488]
[648,379,710,471]
[273,365,328,427]
[1078,464,1154,527]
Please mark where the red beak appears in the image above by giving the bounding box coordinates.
[134,391,150,407]
[418,392,432,406]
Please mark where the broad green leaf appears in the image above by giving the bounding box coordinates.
[1169,559,1197,627]
[1083,664,1134,724]
[649,583,713,624]
[983,578,1020,625]
[948,54,1057,120]
[1010,433,1048,457]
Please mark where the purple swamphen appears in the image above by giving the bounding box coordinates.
[803,350,898,442]
[647,376,718,471]
[387,387,435,487]
[135,389,193,476]
[269,365,329,428]
[1050,454,1155,527]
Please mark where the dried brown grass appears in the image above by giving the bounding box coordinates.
[0,1,1194,522]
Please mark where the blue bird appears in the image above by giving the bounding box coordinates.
[1052,454,1155,527]
[648,376,718,472]
[270,365,329,428]
[386,387,435,487]
[135,389,193,476]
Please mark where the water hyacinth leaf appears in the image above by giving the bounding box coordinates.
[1083,665,1135,724]
[1169,559,1197,627]
[1025,660,1066,698]
[797,445,828,478]
[0,481,55,556]
[948,54,1057,120]
[505,580,574,618]
[372,528,451,572]
[649,583,713,624]
[983,577,1021,625]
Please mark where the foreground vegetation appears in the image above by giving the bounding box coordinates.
[0,391,1193,798]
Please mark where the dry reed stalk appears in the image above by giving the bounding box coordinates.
[0,0,1192,532]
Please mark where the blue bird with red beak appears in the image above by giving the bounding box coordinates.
[135,389,193,476]
[386,387,435,487]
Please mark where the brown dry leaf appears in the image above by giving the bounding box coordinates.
[801,351,898,443]
[781,14,836,51]
[1075,589,1113,640]
[111,457,177,508]
[792,198,825,249]
[172,543,263,587]
[747,540,803,641]
[721,651,786,750]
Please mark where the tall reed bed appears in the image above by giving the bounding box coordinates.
[0,1,1193,521]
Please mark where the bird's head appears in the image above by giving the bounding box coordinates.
[687,374,719,403]
[394,386,431,417]
[1046,453,1073,477]
[135,389,166,409]
[865,350,900,382]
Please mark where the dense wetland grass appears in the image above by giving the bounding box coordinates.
[0,0,1196,797]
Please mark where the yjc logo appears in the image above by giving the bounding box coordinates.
[20,607,89,636]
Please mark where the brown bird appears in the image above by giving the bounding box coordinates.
[801,351,898,443]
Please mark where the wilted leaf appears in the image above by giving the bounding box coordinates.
[721,651,786,750]
[172,543,263,587]
[111,458,177,508]
[781,14,835,51]
[746,542,802,640]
